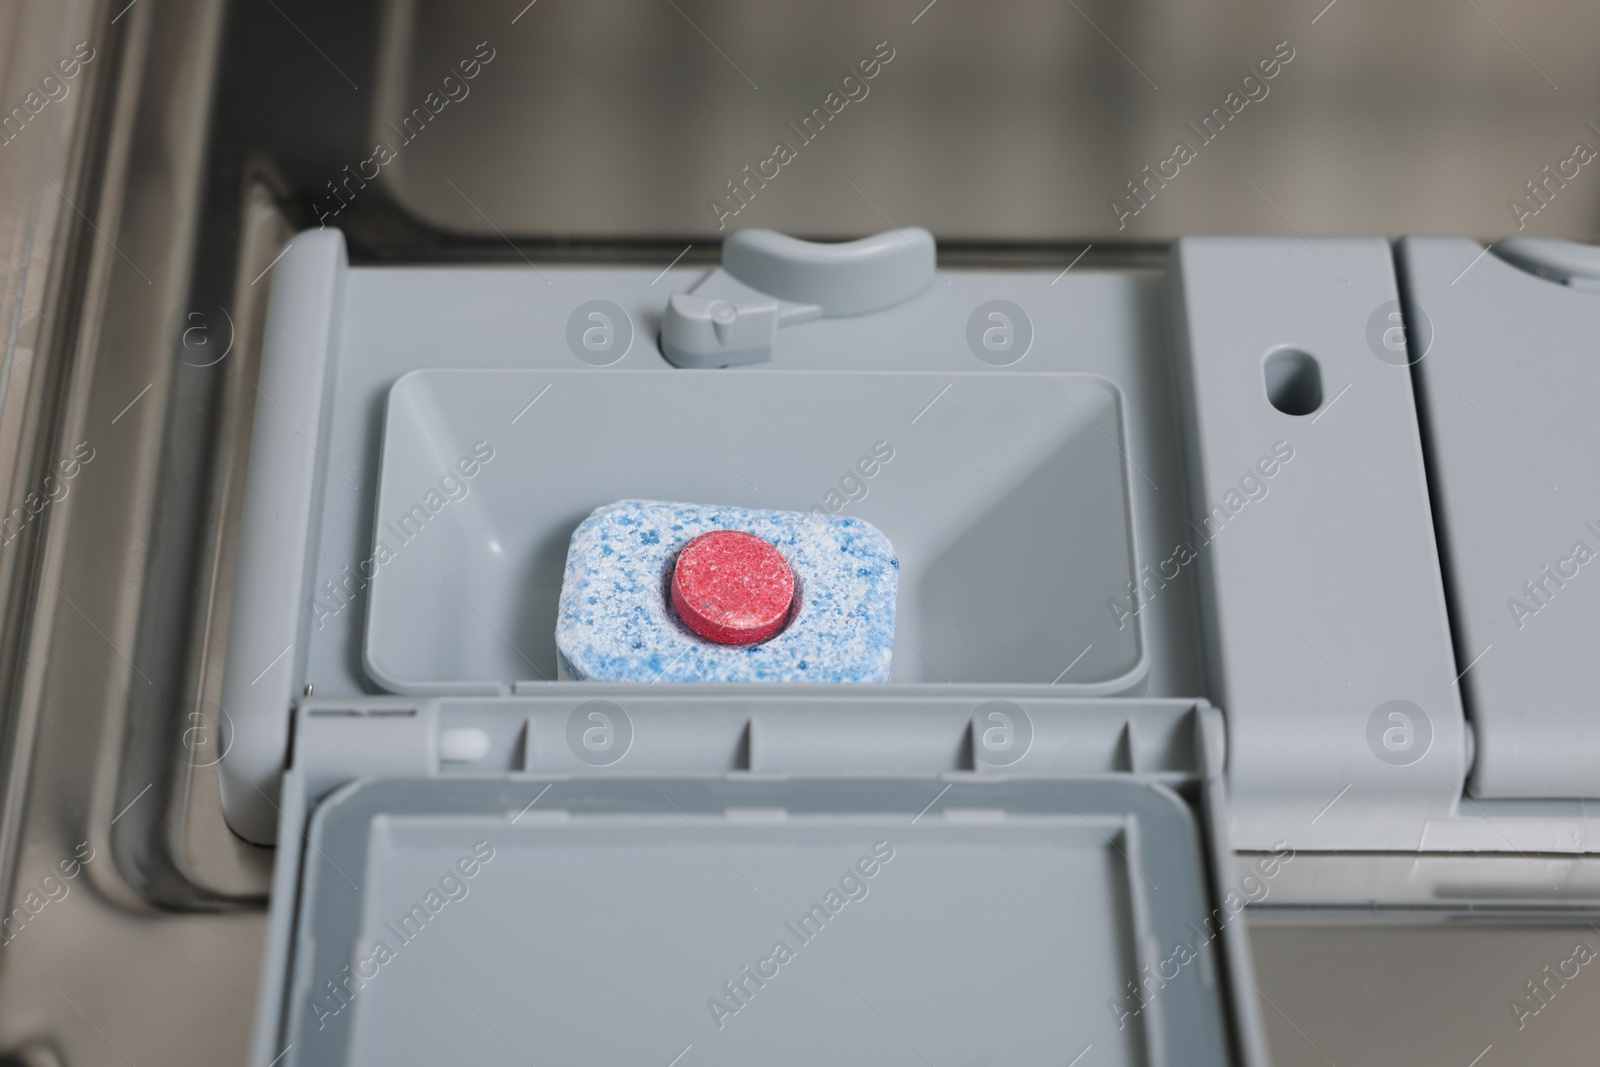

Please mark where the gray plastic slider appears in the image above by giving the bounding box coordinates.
[661,227,937,368]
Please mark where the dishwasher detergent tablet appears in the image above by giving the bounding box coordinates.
[555,499,898,682]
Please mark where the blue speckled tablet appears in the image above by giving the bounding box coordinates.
[555,500,898,683]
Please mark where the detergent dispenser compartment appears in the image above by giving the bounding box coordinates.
[365,368,1143,693]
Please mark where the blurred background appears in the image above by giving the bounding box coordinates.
[0,0,1596,1064]
[221,0,1600,252]
[367,0,1600,242]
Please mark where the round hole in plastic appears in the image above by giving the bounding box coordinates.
[1263,347,1323,416]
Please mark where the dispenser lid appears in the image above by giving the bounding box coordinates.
[280,774,1237,1067]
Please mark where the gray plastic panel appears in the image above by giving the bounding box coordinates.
[366,368,1142,691]
[283,777,1232,1067]
[221,228,1205,842]
[1400,236,1600,799]
[219,230,347,844]
[1166,237,1466,850]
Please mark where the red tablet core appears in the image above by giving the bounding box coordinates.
[670,530,796,645]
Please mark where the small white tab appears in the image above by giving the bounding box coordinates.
[439,727,492,763]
